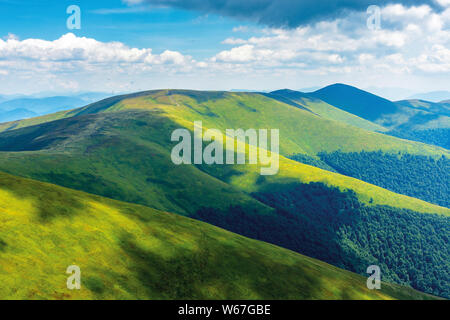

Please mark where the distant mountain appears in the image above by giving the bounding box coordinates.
[0,108,37,122]
[386,99,450,149]
[395,99,450,117]
[408,91,450,102]
[287,84,450,149]
[0,93,111,123]
[269,89,387,132]
[297,86,320,92]
[310,83,399,121]
[0,96,84,113]
[73,92,112,103]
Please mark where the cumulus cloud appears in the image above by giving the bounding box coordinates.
[0,33,191,65]
[207,3,450,82]
[2,3,450,94]
[123,0,446,28]
[0,33,195,93]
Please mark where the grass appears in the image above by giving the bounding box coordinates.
[113,91,448,157]
[269,90,388,132]
[0,90,447,299]
[0,171,438,300]
[0,91,448,217]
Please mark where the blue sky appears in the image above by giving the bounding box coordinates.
[0,0,449,98]
[0,0,242,56]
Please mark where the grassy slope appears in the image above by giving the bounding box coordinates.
[304,84,449,132]
[310,84,399,122]
[111,91,447,157]
[0,111,271,216]
[270,90,388,132]
[394,100,450,130]
[0,91,448,215]
[112,91,449,214]
[0,109,73,132]
[0,171,435,300]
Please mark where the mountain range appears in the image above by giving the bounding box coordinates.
[407,91,450,102]
[0,93,111,123]
[0,85,448,299]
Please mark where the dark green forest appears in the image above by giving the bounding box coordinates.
[388,128,450,150]
[192,182,450,298]
[315,151,449,208]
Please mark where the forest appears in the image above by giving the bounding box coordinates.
[388,129,450,150]
[316,151,449,208]
[192,182,450,298]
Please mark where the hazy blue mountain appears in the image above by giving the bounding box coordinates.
[0,108,37,122]
[0,93,111,123]
[408,91,450,102]
[310,83,399,121]
[395,99,450,117]
[274,84,449,149]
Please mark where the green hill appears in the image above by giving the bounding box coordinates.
[0,170,435,300]
[0,89,448,298]
[296,85,449,149]
[269,89,388,132]
[386,99,450,149]
[310,84,399,122]
[0,90,447,215]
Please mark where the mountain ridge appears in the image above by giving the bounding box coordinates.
[0,88,448,298]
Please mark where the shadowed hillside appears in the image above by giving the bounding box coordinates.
[0,171,435,300]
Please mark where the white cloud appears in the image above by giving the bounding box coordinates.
[207,3,450,81]
[1,4,450,94]
[0,33,196,94]
[214,45,256,62]
[382,4,431,20]
[0,33,192,65]
[435,0,450,7]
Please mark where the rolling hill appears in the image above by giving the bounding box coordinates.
[2,171,435,300]
[0,89,448,297]
[0,90,447,214]
[299,84,450,149]
[269,89,388,132]
[310,83,399,122]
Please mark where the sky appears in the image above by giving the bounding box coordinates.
[0,0,449,99]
